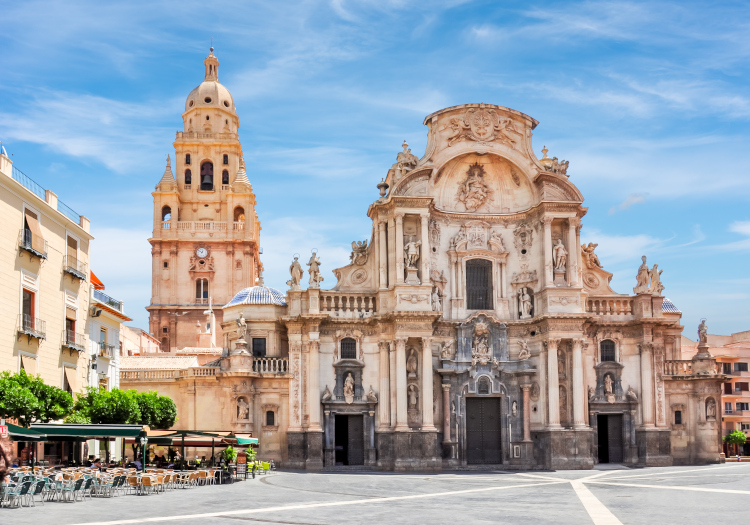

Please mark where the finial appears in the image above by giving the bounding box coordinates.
[258,269,264,287]
[166,154,171,168]
[377,178,389,198]
[239,155,245,169]
[402,140,409,152]
[541,146,549,159]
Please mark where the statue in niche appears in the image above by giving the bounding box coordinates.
[649,264,664,295]
[457,163,491,212]
[581,243,602,268]
[698,319,708,344]
[604,374,614,395]
[307,251,324,288]
[518,287,533,319]
[489,230,505,252]
[404,238,421,269]
[553,239,567,271]
[286,256,303,291]
[367,386,378,403]
[531,382,540,401]
[237,398,249,420]
[706,397,716,420]
[633,255,650,294]
[235,313,247,342]
[343,373,355,404]
[440,340,454,360]
[321,385,332,403]
[471,321,497,367]
[408,384,419,408]
[350,240,368,265]
[627,386,638,401]
[559,386,567,422]
[429,219,440,247]
[432,288,442,312]
[406,349,418,378]
[558,355,566,380]
[517,339,531,360]
[512,401,518,417]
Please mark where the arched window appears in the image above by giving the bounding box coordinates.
[200,161,214,191]
[184,169,192,185]
[185,154,191,165]
[161,206,171,221]
[466,259,493,310]
[222,170,229,185]
[600,340,616,362]
[223,154,229,165]
[341,338,356,359]
[196,278,209,301]
[234,206,245,222]
[266,411,275,426]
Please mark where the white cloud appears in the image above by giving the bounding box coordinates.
[609,192,647,215]
[729,221,750,236]
[580,229,662,266]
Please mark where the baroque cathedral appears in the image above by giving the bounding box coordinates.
[123,49,724,470]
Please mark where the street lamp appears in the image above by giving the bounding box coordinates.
[140,436,148,474]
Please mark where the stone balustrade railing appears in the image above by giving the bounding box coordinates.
[252,357,289,374]
[157,220,255,240]
[120,370,177,381]
[586,297,634,316]
[664,360,693,375]
[320,293,377,318]
[180,368,218,377]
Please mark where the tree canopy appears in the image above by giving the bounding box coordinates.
[0,370,73,427]
[67,387,177,428]
[725,429,747,446]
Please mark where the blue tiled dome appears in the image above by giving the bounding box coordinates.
[662,298,680,313]
[225,286,287,307]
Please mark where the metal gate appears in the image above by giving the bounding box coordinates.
[347,415,364,466]
[466,398,502,464]
[607,414,623,463]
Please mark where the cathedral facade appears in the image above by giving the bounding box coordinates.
[123,51,724,470]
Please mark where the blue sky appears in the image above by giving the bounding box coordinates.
[2,0,749,337]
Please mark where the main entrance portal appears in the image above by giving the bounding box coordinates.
[597,414,624,463]
[334,414,364,466]
[466,397,502,464]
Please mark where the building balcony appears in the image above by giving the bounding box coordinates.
[63,255,87,281]
[17,314,45,342]
[252,357,289,374]
[157,220,256,240]
[586,297,635,319]
[93,289,123,312]
[18,229,47,259]
[62,330,86,353]
[320,292,378,318]
[98,342,116,359]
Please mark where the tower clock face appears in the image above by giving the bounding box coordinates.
[196,247,208,258]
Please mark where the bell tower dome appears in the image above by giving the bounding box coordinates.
[147,49,262,353]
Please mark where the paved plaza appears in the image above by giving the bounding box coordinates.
[5,463,750,525]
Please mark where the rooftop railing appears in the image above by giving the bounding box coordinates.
[12,166,81,225]
[93,288,123,312]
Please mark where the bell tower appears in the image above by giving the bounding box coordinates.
[147,48,262,352]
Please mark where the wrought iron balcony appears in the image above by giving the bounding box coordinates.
[18,229,47,259]
[98,342,116,359]
[63,255,87,281]
[62,330,86,353]
[17,314,46,342]
[93,289,123,312]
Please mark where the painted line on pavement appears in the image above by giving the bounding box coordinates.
[68,480,569,525]
[570,480,623,525]
[586,480,750,495]
[601,463,750,482]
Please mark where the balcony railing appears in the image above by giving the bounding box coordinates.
[12,166,81,225]
[177,131,238,140]
[320,292,377,318]
[158,220,254,239]
[233,221,245,231]
[93,289,123,312]
[62,330,86,352]
[184,184,191,190]
[664,360,694,375]
[63,255,87,281]
[18,229,48,259]
[252,357,289,374]
[161,221,171,229]
[195,298,209,305]
[586,297,634,317]
[98,342,116,359]
[17,314,46,341]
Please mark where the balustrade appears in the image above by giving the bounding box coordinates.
[320,293,377,318]
[586,297,634,316]
[664,360,693,375]
[252,357,289,374]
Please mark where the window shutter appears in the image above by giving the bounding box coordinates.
[24,209,46,253]
[466,259,493,310]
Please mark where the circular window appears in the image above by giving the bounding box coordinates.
[521,249,527,255]
[223,101,229,107]
[189,100,194,107]
[530,331,536,337]
[204,97,212,103]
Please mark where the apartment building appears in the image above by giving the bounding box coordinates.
[0,149,93,393]
[120,325,161,356]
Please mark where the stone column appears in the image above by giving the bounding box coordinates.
[640,343,655,428]
[389,342,397,428]
[378,341,391,429]
[288,340,303,431]
[547,339,561,428]
[152,245,161,299]
[420,213,430,284]
[421,337,436,431]
[308,338,322,431]
[567,218,579,286]
[542,217,554,288]
[169,244,178,302]
[572,339,586,428]
[395,214,405,284]
[395,337,409,431]
[442,384,451,440]
[387,218,396,287]
[378,220,388,289]
[521,385,531,441]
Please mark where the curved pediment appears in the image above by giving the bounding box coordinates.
[534,173,583,203]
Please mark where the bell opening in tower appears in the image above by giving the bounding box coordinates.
[200,161,214,191]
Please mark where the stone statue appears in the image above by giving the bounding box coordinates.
[307,252,324,288]
[235,313,247,341]
[706,397,716,420]
[698,319,708,344]
[518,287,533,319]
[404,239,421,269]
[634,255,650,294]
[604,374,614,395]
[457,163,491,211]
[286,256,303,291]
[343,373,355,404]
[588,386,595,400]
[517,339,531,360]
[553,239,567,271]
[432,288,442,312]
[440,340,454,360]
[512,401,518,417]
[367,386,378,403]
[396,141,419,170]
[581,243,602,268]
[237,398,249,420]
[406,348,418,378]
[350,240,368,265]
[321,385,332,403]
[408,384,418,408]
[627,386,638,401]
[649,264,664,295]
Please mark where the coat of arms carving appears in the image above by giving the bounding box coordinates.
[445,107,521,147]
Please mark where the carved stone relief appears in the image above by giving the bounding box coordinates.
[443,107,521,147]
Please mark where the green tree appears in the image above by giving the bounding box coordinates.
[725,429,747,446]
[133,391,177,429]
[0,370,73,427]
[90,389,141,425]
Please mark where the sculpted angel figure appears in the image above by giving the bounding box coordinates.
[307,252,324,288]
[350,240,368,265]
[287,256,303,290]
[634,255,650,294]
[440,340,454,360]
[553,239,567,271]
[321,385,332,402]
[404,239,421,269]
[649,264,664,295]
[581,243,602,268]
[517,339,531,360]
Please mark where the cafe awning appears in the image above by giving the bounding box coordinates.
[236,436,258,445]
[7,423,47,442]
[30,423,149,439]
